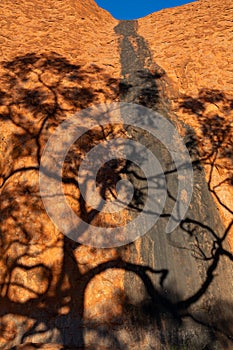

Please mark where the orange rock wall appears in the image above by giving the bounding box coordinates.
[138,0,233,246]
[0,0,232,348]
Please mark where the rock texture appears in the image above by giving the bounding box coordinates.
[0,0,232,349]
[0,1,125,349]
[138,0,233,247]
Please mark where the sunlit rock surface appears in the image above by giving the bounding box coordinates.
[0,0,232,349]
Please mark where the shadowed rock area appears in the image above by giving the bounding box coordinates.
[0,0,232,349]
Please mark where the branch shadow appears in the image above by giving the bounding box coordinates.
[0,53,232,350]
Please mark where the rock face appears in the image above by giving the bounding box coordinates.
[0,0,232,349]
[138,0,233,249]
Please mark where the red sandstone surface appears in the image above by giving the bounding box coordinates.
[0,0,232,349]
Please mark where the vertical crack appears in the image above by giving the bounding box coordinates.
[114,20,165,109]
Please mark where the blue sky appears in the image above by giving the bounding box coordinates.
[95,0,195,19]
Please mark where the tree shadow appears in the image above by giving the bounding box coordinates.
[179,88,232,166]
[0,53,232,350]
[178,88,233,219]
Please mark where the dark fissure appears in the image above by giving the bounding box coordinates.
[113,20,233,349]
